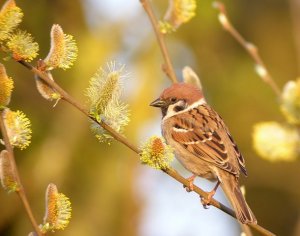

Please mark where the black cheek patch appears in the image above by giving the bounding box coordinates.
[173,105,185,112]
[161,107,167,117]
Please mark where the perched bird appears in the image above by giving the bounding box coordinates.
[150,82,257,224]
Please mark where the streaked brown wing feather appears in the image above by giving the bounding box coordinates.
[170,105,247,176]
[225,129,247,175]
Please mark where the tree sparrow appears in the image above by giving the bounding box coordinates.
[150,82,257,224]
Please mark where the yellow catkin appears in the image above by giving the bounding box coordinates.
[44,24,78,70]
[253,122,300,162]
[161,0,196,32]
[41,183,72,233]
[87,62,130,143]
[3,109,32,150]
[6,30,39,62]
[0,0,23,41]
[140,136,174,170]
[0,63,14,107]
[280,79,300,124]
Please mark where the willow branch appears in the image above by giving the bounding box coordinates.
[140,0,178,83]
[0,111,43,236]
[213,1,281,96]
[15,59,275,236]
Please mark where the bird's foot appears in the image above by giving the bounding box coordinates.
[200,181,221,208]
[183,175,196,192]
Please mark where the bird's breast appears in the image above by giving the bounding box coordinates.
[162,120,217,180]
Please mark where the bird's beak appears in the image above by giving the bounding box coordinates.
[150,98,166,108]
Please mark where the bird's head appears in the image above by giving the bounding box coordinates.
[150,83,205,118]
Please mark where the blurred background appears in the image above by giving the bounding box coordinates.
[0,0,299,235]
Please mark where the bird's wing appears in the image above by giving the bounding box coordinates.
[169,105,247,176]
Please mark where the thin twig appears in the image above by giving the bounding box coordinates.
[213,1,281,96]
[16,60,275,236]
[0,111,43,236]
[289,0,300,72]
[140,0,178,83]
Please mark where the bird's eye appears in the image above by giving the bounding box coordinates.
[170,97,177,103]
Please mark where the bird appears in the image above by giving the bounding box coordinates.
[150,82,257,224]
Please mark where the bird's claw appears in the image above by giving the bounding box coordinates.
[183,175,196,192]
[183,182,194,192]
[200,196,211,209]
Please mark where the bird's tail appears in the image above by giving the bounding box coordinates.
[221,176,257,224]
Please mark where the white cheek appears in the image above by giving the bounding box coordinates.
[166,103,179,117]
[165,100,186,118]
